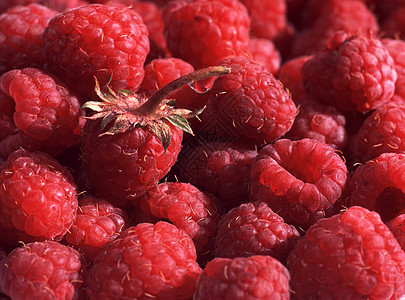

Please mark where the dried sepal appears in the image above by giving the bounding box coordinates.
[147,120,172,151]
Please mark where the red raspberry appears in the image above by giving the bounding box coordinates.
[0,4,57,74]
[0,149,78,246]
[173,140,257,211]
[194,255,290,300]
[302,31,397,113]
[0,0,87,14]
[42,3,150,97]
[81,66,230,207]
[0,67,84,159]
[288,206,405,299]
[382,38,405,99]
[203,55,296,146]
[352,103,405,163]
[291,0,379,57]
[215,201,300,264]
[250,138,349,229]
[86,221,201,299]
[0,241,86,300]
[285,98,348,150]
[63,195,127,262]
[348,152,405,222]
[162,0,251,69]
[277,54,312,103]
[387,211,405,251]
[248,37,281,75]
[140,182,219,253]
[139,57,194,102]
[240,0,287,41]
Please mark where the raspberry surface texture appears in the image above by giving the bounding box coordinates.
[63,195,126,261]
[203,55,296,146]
[250,138,348,229]
[248,37,281,75]
[140,182,219,253]
[0,4,57,74]
[302,31,397,113]
[194,255,290,300]
[86,221,201,299]
[0,67,83,159]
[215,201,300,264]
[162,0,251,69]
[0,241,86,300]
[42,3,150,97]
[0,149,78,246]
[288,206,405,299]
[348,152,405,222]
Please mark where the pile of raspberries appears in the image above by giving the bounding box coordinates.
[2,0,405,299]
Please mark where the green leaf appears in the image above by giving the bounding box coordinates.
[164,115,194,135]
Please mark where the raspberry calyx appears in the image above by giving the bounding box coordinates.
[82,66,231,150]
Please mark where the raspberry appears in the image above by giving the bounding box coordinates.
[162,0,251,69]
[0,90,17,141]
[387,211,405,251]
[240,0,287,41]
[285,98,348,150]
[288,206,405,299]
[348,152,405,222]
[382,38,405,99]
[248,37,281,75]
[0,241,86,300]
[139,57,195,102]
[0,0,87,14]
[42,3,150,97]
[0,67,84,159]
[302,31,397,113]
[352,103,405,163]
[63,195,127,262]
[215,202,300,264]
[250,138,349,229]
[291,0,379,57]
[140,182,219,253]
[194,255,290,300]
[277,55,312,103]
[0,4,57,74]
[86,221,201,299]
[203,55,296,146]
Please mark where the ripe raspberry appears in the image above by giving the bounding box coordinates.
[288,206,405,299]
[63,195,127,262]
[203,55,296,146]
[194,255,290,300]
[387,211,405,251]
[140,182,219,253]
[0,4,57,74]
[0,149,78,246]
[285,99,348,150]
[86,221,201,299]
[248,37,281,75]
[139,57,194,102]
[0,241,86,300]
[42,3,150,97]
[290,0,379,57]
[0,67,84,159]
[240,0,287,41]
[352,103,405,163]
[250,138,349,229]
[162,0,251,69]
[382,38,405,99]
[173,140,257,211]
[215,201,300,264]
[277,54,312,103]
[0,0,87,14]
[302,31,397,113]
[348,152,405,222]
[81,66,230,207]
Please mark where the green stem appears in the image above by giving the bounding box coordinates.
[136,65,231,117]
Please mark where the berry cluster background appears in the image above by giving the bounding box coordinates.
[1,0,405,299]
